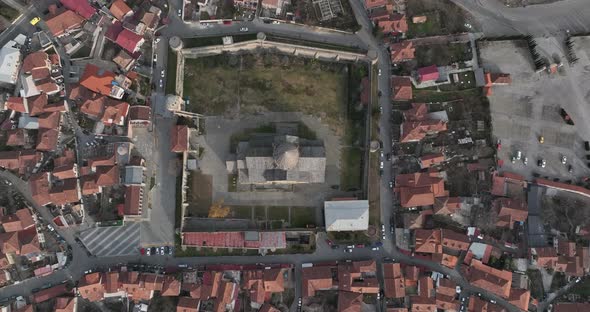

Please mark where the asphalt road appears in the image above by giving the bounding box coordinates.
[0,1,556,311]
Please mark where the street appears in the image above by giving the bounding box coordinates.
[3,0,587,310]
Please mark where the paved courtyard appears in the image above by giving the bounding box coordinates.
[479,39,590,181]
[79,222,140,256]
[192,112,358,223]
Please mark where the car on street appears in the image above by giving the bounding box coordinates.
[140,248,145,255]
[382,232,386,240]
[159,79,163,88]
[568,165,573,173]
[355,244,365,248]
[298,298,302,306]
[164,246,170,254]
[562,155,567,164]
[523,157,528,166]
[146,248,151,256]
[516,150,522,160]
[331,244,339,249]
[389,181,393,189]
[381,224,385,232]
[155,37,161,43]
[371,247,379,251]
[379,105,383,113]
[325,239,333,246]
[344,248,352,253]
[379,161,384,169]
[30,17,41,25]
[161,69,165,78]
[378,69,382,76]
[153,54,157,63]
[160,247,165,255]
[386,153,391,161]
[490,299,497,304]
[346,245,355,249]
[177,9,182,16]
[380,151,384,158]
[538,159,546,168]
[150,247,156,255]
[240,27,248,32]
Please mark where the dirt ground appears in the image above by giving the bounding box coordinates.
[186,171,213,218]
[406,0,470,38]
[183,52,349,131]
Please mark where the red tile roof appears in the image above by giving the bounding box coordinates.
[33,284,71,303]
[441,229,470,251]
[182,231,286,249]
[80,95,106,119]
[508,288,530,311]
[6,97,26,113]
[101,100,130,126]
[383,262,405,298]
[162,275,181,296]
[115,29,144,54]
[177,297,200,312]
[337,291,363,312]
[60,0,96,19]
[30,172,51,205]
[391,76,413,101]
[433,197,461,215]
[22,51,49,73]
[420,153,445,168]
[105,21,124,42]
[411,296,437,312]
[171,125,189,152]
[531,247,558,268]
[49,178,79,205]
[364,0,387,9]
[557,238,576,257]
[554,303,590,312]
[129,105,151,121]
[110,0,132,20]
[301,266,333,298]
[396,172,446,207]
[80,174,100,195]
[535,177,590,199]
[123,185,143,216]
[377,14,408,34]
[494,197,528,229]
[1,208,34,232]
[418,65,440,82]
[54,297,76,312]
[415,229,442,254]
[38,112,62,129]
[390,42,415,63]
[466,260,512,298]
[5,129,26,146]
[403,103,428,121]
[78,273,105,302]
[95,165,119,186]
[436,293,459,311]
[36,128,59,151]
[80,64,116,97]
[400,120,447,142]
[46,10,85,37]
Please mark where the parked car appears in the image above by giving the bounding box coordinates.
[325,239,333,246]
[355,244,365,248]
[177,9,182,16]
[344,248,352,253]
[161,69,165,78]
[159,79,163,88]
[371,247,379,251]
[562,155,567,164]
[240,27,248,32]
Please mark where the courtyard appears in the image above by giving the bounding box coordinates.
[478,38,590,182]
[180,52,369,228]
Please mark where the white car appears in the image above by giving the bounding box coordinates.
[378,69,382,76]
[490,299,497,304]
[346,245,355,249]
[562,155,567,164]
[379,161,384,169]
[372,247,379,251]
[155,37,161,43]
[159,79,163,88]
[516,150,522,160]
[161,69,165,78]
[177,9,182,16]
[240,27,248,32]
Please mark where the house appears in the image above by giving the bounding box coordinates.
[376,14,408,35]
[324,200,369,232]
[177,297,200,312]
[383,262,405,298]
[557,238,576,257]
[391,76,413,101]
[403,209,432,229]
[45,9,85,38]
[337,291,363,312]
[490,171,526,197]
[115,29,145,54]
[32,284,71,303]
[414,229,442,254]
[465,260,512,298]
[78,273,105,302]
[54,296,78,312]
[508,288,530,311]
[364,0,387,10]
[36,128,59,151]
[110,0,133,21]
[417,65,440,82]
[128,105,151,126]
[553,303,590,312]
[101,100,130,126]
[1,208,34,232]
[171,125,189,152]
[301,266,334,297]
[113,50,135,71]
[390,41,415,63]
[420,153,445,168]
[181,231,287,250]
[400,120,447,143]
[395,172,447,207]
[60,0,96,19]
[123,185,143,216]
[80,64,125,99]
[441,228,471,251]
[433,197,461,216]
[412,15,427,23]
[410,296,437,312]
[493,197,528,229]
[530,247,558,268]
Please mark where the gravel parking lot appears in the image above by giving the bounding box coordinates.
[479,39,590,181]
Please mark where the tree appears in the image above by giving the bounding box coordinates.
[208,200,230,218]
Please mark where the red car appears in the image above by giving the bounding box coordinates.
[325,239,333,246]
[140,248,145,255]
[355,244,365,248]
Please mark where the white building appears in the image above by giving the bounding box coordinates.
[324,200,369,232]
[0,45,21,87]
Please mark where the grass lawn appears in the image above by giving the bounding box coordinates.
[447,71,476,90]
[570,278,590,297]
[268,206,289,221]
[230,206,252,219]
[182,53,348,129]
[0,5,19,21]
[526,269,545,299]
[407,12,441,38]
[416,42,472,67]
[412,87,481,103]
[166,49,178,95]
[290,207,315,228]
[340,147,362,191]
[185,172,212,218]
